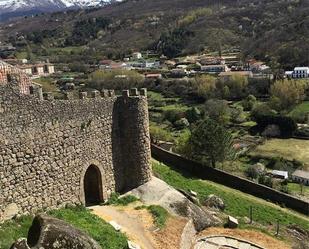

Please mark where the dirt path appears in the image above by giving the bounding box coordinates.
[90,205,156,249]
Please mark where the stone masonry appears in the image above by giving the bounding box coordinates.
[0,84,152,221]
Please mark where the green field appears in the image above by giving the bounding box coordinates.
[152,160,309,231]
[250,139,309,168]
[0,206,127,249]
[287,183,309,198]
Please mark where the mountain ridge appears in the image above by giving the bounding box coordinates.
[0,0,119,21]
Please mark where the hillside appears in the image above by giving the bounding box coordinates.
[1,0,308,69]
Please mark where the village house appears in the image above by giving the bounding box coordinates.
[292,170,309,185]
[285,67,309,79]
[132,52,143,60]
[247,60,270,73]
[19,63,55,77]
[271,170,288,180]
[201,64,229,74]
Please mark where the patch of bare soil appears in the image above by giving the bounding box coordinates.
[198,227,290,249]
[91,204,187,249]
[151,217,188,249]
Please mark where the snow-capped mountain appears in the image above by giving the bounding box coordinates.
[0,0,118,20]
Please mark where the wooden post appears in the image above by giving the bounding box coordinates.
[276,220,279,236]
[249,206,253,224]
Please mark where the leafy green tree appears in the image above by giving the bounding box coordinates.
[270,79,307,111]
[189,119,235,168]
[89,69,144,90]
[193,75,217,99]
[185,107,202,123]
[204,99,230,125]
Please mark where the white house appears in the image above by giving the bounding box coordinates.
[132,52,142,60]
[292,170,309,185]
[271,170,288,180]
[291,67,309,78]
[201,64,229,73]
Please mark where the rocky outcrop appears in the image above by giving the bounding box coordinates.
[128,177,221,231]
[203,194,225,211]
[10,215,101,249]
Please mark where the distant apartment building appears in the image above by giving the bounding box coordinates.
[201,64,229,73]
[285,67,309,79]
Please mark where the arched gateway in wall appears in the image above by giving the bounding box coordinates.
[83,165,103,206]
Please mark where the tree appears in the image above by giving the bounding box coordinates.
[88,69,144,90]
[189,119,235,168]
[218,75,248,99]
[270,79,307,110]
[193,75,217,99]
[204,99,230,125]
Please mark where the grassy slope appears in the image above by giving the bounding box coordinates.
[250,139,309,168]
[289,101,309,120]
[152,160,309,231]
[0,206,127,249]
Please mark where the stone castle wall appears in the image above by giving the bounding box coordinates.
[0,85,152,220]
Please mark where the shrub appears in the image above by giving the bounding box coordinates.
[258,174,273,188]
[149,125,173,143]
[163,109,184,124]
[174,118,190,130]
[241,94,257,111]
[185,107,202,123]
[245,165,259,179]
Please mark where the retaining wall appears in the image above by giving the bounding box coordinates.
[151,144,309,215]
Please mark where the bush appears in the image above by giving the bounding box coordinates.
[185,107,202,123]
[241,94,257,111]
[258,174,273,188]
[245,165,259,179]
[163,109,184,124]
[174,118,190,130]
[149,125,173,143]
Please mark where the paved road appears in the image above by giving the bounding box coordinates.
[194,236,265,249]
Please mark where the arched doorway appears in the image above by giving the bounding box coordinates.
[84,165,103,206]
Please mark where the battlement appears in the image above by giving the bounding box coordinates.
[0,83,151,221]
[27,85,147,102]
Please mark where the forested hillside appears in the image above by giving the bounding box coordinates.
[1,0,308,69]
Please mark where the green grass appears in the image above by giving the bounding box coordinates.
[33,77,58,93]
[152,160,309,230]
[135,205,169,228]
[147,205,169,228]
[289,101,309,121]
[287,183,309,198]
[104,193,139,206]
[0,215,33,249]
[0,206,128,249]
[250,139,309,168]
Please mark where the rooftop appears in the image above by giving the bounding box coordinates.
[292,170,309,179]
